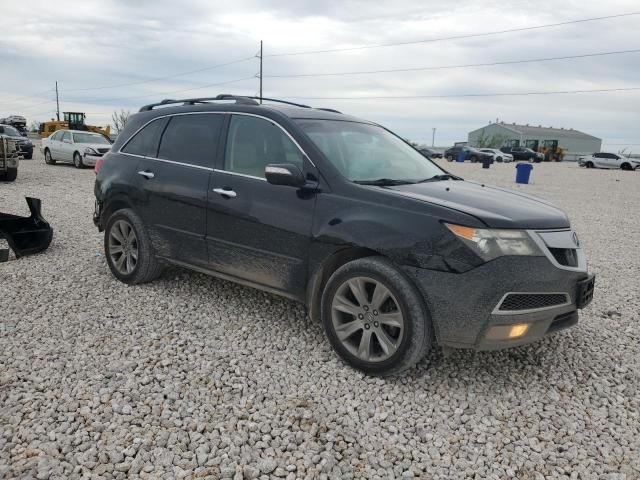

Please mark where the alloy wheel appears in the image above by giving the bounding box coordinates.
[108,219,138,275]
[331,276,405,363]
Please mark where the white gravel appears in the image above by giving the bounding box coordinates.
[1,147,639,479]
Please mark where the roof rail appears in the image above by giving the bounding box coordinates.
[138,94,332,112]
[245,97,312,109]
[316,108,342,114]
[139,94,259,112]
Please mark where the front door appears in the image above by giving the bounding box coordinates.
[206,114,317,297]
[59,131,74,161]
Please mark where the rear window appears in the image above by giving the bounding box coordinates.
[121,118,168,157]
[158,114,223,168]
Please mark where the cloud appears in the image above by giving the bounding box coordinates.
[1,0,639,148]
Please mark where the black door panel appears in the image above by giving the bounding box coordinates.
[206,173,314,295]
[134,159,210,264]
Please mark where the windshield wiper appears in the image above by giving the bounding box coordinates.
[416,173,462,183]
[353,178,416,186]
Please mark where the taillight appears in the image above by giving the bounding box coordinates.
[94,157,105,174]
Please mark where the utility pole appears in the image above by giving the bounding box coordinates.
[258,41,263,104]
[55,81,60,121]
[431,127,436,147]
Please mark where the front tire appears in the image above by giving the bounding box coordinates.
[446,155,453,162]
[104,209,163,284]
[44,149,56,165]
[620,163,632,171]
[470,156,478,163]
[321,257,433,376]
[73,152,84,169]
[586,161,594,169]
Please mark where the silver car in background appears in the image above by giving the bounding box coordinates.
[479,148,514,163]
[41,130,112,168]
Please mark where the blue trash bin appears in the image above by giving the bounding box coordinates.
[457,151,465,162]
[515,162,533,184]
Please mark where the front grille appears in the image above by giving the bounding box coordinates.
[498,293,569,312]
[549,248,578,267]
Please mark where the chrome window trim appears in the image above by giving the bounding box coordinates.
[125,153,215,171]
[213,169,267,182]
[492,292,572,315]
[117,110,315,169]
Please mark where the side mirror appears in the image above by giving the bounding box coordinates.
[265,163,305,188]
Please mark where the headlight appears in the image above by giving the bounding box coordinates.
[446,223,543,261]
[84,147,98,155]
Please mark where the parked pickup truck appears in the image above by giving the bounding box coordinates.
[500,146,543,163]
[0,136,20,181]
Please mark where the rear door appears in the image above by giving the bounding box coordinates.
[128,113,224,267]
[205,113,317,297]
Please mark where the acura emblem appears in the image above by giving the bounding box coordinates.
[572,232,580,247]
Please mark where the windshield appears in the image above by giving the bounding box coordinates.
[2,125,21,136]
[73,133,110,144]
[297,120,444,183]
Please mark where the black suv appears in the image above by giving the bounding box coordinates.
[443,146,493,163]
[0,124,33,159]
[501,146,543,163]
[94,95,595,375]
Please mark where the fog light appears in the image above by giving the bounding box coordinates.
[486,323,531,340]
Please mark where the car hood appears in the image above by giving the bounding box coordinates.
[82,143,111,151]
[1,134,29,142]
[384,180,570,229]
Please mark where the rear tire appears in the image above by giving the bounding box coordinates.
[320,256,433,376]
[586,161,594,169]
[44,149,56,165]
[73,152,84,169]
[446,155,453,162]
[470,156,478,163]
[104,209,163,285]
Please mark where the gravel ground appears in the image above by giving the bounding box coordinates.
[1,147,639,480]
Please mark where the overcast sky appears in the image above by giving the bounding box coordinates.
[1,0,639,150]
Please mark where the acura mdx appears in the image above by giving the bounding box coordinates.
[94,95,595,375]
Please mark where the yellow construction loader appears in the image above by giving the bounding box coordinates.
[39,112,110,138]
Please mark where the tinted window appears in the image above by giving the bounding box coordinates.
[158,114,223,168]
[121,117,168,157]
[225,115,305,178]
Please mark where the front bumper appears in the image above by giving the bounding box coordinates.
[83,153,100,166]
[403,255,593,350]
[17,144,33,157]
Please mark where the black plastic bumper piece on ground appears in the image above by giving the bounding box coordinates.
[0,197,53,260]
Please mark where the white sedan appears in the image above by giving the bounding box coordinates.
[578,152,639,170]
[42,130,112,168]
[479,148,514,163]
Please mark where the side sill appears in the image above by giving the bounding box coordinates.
[160,257,305,303]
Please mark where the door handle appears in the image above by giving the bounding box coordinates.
[138,170,154,179]
[213,187,237,198]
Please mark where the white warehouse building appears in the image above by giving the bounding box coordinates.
[468,122,602,159]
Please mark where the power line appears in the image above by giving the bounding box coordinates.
[0,89,54,106]
[285,86,640,100]
[65,75,256,104]
[62,55,255,92]
[266,12,640,57]
[266,48,640,78]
